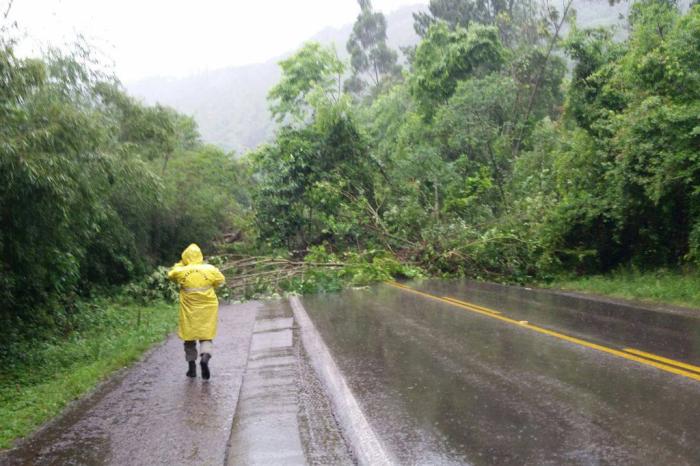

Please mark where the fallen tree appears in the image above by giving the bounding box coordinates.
[219,255,347,292]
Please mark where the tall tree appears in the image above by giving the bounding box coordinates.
[414,0,479,35]
[345,0,402,96]
[268,42,344,125]
[414,0,539,47]
[409,22,505,117]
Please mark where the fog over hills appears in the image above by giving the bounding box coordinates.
[126,1,626,153]
[128,62,282,153]
[127,4,427,153]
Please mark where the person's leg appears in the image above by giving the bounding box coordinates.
[184,340,197,377]
[199,340,213,380]
[199,340,213,357]
[184,340,198,361]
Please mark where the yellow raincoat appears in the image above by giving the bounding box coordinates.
[167,244,225,341]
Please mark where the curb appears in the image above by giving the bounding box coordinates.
[289,296,394,466]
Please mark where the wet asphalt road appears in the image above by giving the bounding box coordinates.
[300,280,700,465]
[411,280,700,367]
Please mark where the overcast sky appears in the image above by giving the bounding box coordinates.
[6,0,428,82]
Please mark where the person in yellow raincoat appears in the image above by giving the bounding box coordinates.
[167,244,225,379]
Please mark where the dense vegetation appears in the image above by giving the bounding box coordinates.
[3,0,698,348]
[0,37,250,348]
[253,0,700,284]
[550,269,700,308]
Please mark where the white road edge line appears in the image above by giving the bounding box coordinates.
[289,296,394,466]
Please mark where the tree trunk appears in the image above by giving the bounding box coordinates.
[512,0,573,157]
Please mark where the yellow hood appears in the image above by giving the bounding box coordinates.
[181,244,204,265]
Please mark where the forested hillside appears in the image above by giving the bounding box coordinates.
[127,63,281,154]
[126,5,427,152]
[128,1,626,152]
[250,0,700,282]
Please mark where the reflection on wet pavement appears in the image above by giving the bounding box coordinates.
[389,281,700,382]
[301,282,700,465]
[412,279,700,365]
[1,302,260,466]
[1,299,354,466]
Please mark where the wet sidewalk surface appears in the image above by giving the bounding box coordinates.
[1,302,259,466]
[299,282,700,465]
[1,300,353,466]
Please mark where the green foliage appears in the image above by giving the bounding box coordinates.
[0,37,248,344]
[432,74,520,209]
[306,245,421,286]
[1,44,122,317]
[255,0,700,286]
[410,22,505,117]
[253,97,377,251]
[413,0,541,47]
[413,0,479,35]
[230,246,423,300]
[345,0,402,97]
[157,145,251,261]
[124,267,178,304]
[563,27,625,132]
[534,2,700,271]
[548,268,700,309]
[268,42,345,124]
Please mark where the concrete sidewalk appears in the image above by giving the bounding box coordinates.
[226,299,353,466]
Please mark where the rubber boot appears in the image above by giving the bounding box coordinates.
[200,353,211,380]
[186,361,197,378]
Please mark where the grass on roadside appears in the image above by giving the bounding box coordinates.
[547,269,700,310]
[0,299,176,450]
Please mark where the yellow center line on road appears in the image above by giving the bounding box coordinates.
[441,296,502,315]
[388,282,503,317]
[386,282,700,382]
[623,348,700,375]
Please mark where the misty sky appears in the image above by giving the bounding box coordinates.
[6,0,428,82]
